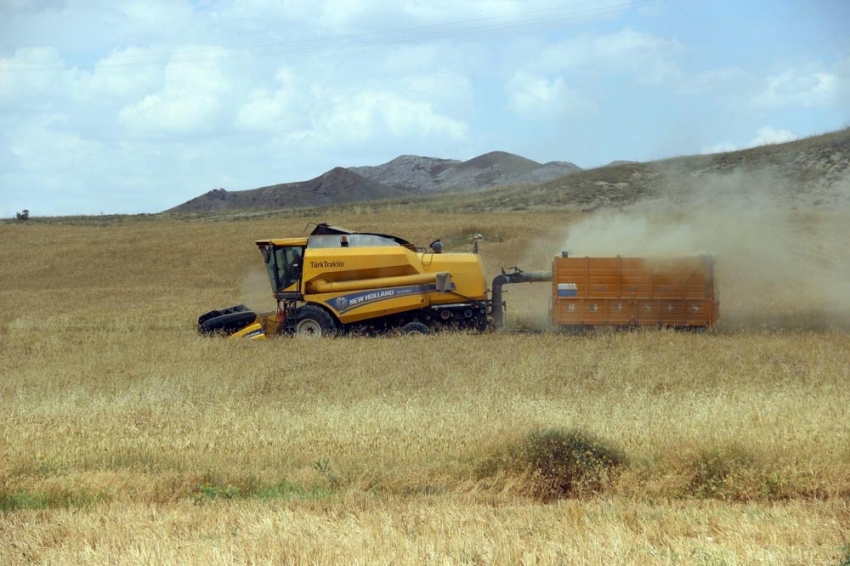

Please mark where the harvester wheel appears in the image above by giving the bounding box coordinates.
[294,305,337,337]
[400,321,431,335]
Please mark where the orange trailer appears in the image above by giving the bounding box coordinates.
[550,254,718,329]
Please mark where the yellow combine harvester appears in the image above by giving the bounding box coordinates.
[198,223,494,338]
[198,223,719,338]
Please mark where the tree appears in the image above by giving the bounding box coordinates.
[16,209,29,221]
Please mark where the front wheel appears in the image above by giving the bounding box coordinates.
[294,305,337,337]
[400,321,431,335]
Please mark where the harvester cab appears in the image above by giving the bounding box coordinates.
[258,239,307,300]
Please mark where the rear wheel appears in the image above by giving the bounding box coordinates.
[400,321,431,335]
[294,305,337,337]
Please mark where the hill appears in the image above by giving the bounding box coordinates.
[169,151,582,213]
[167,167,410,213]
[350,151,581,192]
[165,128,849,215]
[434,128,850,213]
[348,155,461,192]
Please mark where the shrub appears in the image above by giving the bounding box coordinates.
[685,445,755,500]
[480,428,627,501]
[522,428,626,500]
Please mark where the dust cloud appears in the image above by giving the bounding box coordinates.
[239,269,276,313]
[561,168,850,330]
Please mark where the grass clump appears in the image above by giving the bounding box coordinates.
[481,428,626,501]
[190,482,241,504]
[838,544,850,566]
[0,489,104,512]
[522,428,626,499]
[683,445,758,500]
[189,471,336,505]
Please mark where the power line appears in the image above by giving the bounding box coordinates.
[0,0,677,73]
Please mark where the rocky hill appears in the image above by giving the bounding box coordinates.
[167,129,850,214]
[348,156,461,192]
[434,128,850,213]
[350,152,580,192]
[169,151,582,213]
[167,167,411,213]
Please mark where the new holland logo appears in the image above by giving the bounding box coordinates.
[348,289,396,306]
[326,284,429,314]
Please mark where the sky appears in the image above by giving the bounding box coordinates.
[1,0,849,217]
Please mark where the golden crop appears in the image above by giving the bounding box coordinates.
[1,210,848,565]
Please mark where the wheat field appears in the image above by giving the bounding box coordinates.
[1,210,849,565]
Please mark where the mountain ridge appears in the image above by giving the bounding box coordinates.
[168,150,581,213]
[166,128,850,214]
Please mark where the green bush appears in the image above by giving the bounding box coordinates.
[480,428,626,501]
[522,428,626,499]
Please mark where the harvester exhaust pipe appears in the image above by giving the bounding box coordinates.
[491,268,553,327]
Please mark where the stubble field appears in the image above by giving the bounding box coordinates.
[1,210,849,565]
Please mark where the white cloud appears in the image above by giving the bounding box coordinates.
[282,89,469,147]
[9,114,102,169]
[0,47,65,97]
[396,0,535,22]
[378,94,468,138]
[535,28,683,85]
[73,47,163,100]
[401,70,473,107]
[701,126,797,155]
[752,68,838,108]
[2,0,848,217]
[834,55,850,114]
[235,61,470,145]
[750,126,797,146]
[677,66,753,95]
[0,45,162,107]
[506,72,593,119]
[119,49,232,135]
[120,1,196,34]
[234,67,302,132]
[311,0,625,32]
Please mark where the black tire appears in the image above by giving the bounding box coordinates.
[295,305,337,337]
[400,321,431,335]
[198,310,257,336]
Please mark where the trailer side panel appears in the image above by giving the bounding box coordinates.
[551,255,718,329]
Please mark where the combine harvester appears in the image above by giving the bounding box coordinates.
[198,223,718,338]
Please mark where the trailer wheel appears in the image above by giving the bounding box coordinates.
[401,321,431,335]
[295,305,337,337]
